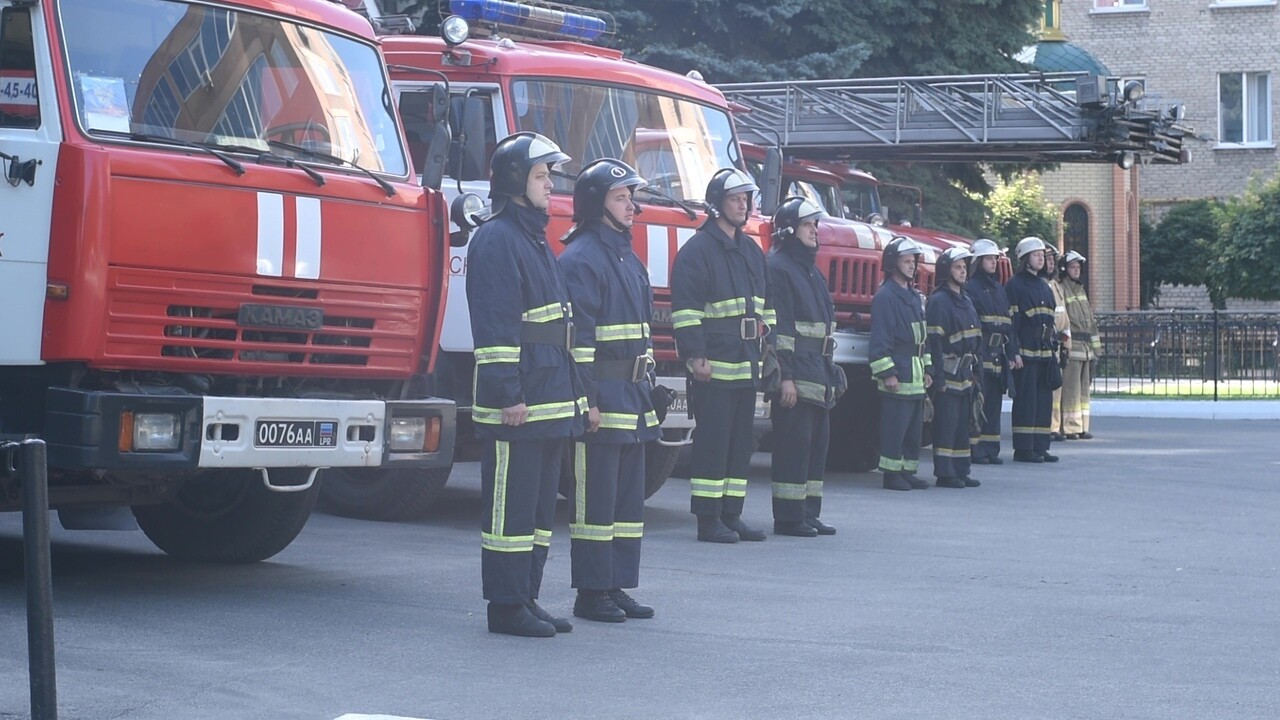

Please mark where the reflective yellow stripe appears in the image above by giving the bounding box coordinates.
[879,456,905,472]
[806,480,823,498]
[902,459,919,472]
[522,303,565,322]
[775,335,796,352]
[572,347,595,363]
[794,321,827,337]
[927,324,944,337]
[725,477,748,498]
[595,322,649,341]
[534,528,552,547]
[691,477,726,498]
[911,321,926,344]
[771,481,808,501]
[1012,425,1052,434]
[1024,307,1055,319]
[705,297,747,318]
[614,521,644,539]
[1021,348,1056,359]
[950,328,982,344]
[574,443,587,527]
[870,357,895,374]
[708,360,753,382]
[795,379,830,404]
[672,309,705,329]
[481,532,535,552]
[934,447,969,458]
[762,308,777,326]
[473,398,586,425]
[474,346,520,364]
[945,379,974,392]
[980,315,1011,324]
[570,523,615,541]
[492,441,509,537]
[972,434,1001,443]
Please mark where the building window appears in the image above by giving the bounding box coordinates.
[1093,0,1147,10]
[1063,203,1091,290]
[1218,72,1271,145]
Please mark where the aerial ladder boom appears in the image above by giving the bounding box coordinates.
[719,72,1190,165]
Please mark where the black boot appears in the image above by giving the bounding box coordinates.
[487,603,555,638]
[1013,450,1043,463]
[905,473,929,490]
[806,517,837,535]
[988,456,1004,465]
[608,589,655,619]
[528,600,572,633]
[935,476,966,489]
[1040,451,1060,462]
[696,514,739,543]
[573,590,626,623]
[882,472,911,491]
[722,515,767,541]
[773,520,818,537]
[962,476,981,487]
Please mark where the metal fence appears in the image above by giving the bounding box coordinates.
[1093,311,1280,399]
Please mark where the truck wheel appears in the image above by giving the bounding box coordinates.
[827,368,880,472]
[132,468,318,563]
[558,441,684,502]
[318,466,451,521]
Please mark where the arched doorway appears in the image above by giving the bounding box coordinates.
[1063,202,1090,289]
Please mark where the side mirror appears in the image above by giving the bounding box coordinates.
[450,192,486,247]
[452,94,487,182]
[418,84,452,191]
[759,146,783,217]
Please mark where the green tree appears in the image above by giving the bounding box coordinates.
[1140,200,1224,309]
[1211,174,1280,303]
[981,174,1058,249]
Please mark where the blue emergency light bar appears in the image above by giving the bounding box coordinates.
[448,0,610,41]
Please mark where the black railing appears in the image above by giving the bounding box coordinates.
[1094,311,1280,399]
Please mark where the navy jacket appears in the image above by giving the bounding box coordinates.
[869,279,931,398]
[926,284,983,395]
[465,202,588,441]
[966,269,1014,375]
[1004,268,1057,363]
[670,221,776,387]
[559,223,660,444]
[766,240,845,409]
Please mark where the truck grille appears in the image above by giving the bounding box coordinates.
[825,255,880,308]
[105,269,422,377]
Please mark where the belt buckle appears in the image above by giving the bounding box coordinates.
[740,317,760,340]
[630,355,654,383]
[564,321,576,350]
[822,336,836,357]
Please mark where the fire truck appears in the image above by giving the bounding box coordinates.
[0,0,462,561]
[359,0,783,504]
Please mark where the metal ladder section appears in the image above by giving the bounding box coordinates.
[718,72,1190,164]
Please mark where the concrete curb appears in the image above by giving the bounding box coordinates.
[1000,397,1280,420]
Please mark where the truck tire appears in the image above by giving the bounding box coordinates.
[827,367,880,472]
[558,440,685,502]
[132,468,319,563]
[318,466,451,521]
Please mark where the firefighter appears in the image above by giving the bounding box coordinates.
[966,239,1012,465]
[926,246,982,488]
[466,132,588,637]
[1004,236,1060,463]
[559,158,659,622]
[870,236,933,491]
[671,168,776,543]
[1058,251,1100,439]
[766,197,846,536]
[1044,245,1072,441]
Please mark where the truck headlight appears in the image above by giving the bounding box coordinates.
[389,416,427,451]
[124,412,182,451]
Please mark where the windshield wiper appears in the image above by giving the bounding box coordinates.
[93,130,245,176]
[213,142,326,188]
[265,139,395,197]
[636,185,700,220]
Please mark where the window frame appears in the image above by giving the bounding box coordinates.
[1090,0,1149,14]
[1217,70,1273,149]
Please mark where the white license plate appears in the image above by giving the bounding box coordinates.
[254,420,338,448]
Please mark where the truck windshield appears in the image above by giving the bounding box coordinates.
[57,0,407,176]
[841,180,881,223]
[509,79,737,203]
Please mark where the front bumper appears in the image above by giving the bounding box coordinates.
[44,388,455,472]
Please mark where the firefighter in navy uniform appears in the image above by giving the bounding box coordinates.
[466,132,588,638]
[926,247,983,488]
[870,237,933,491]
[766,197,846,536]
[1004,236,1060,463]
[966,239,1013,465]
[559,159,659,623]
[671,168,776,543]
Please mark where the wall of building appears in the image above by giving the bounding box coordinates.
[1040,163,1142,311]
[1152,284,1280,311]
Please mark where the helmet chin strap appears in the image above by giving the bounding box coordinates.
[603,210,629,232]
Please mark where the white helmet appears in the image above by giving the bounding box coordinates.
[969,238,1002,259]
[1015,236,1047,260]
[1062,250,1087,264]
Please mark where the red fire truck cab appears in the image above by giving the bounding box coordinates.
[0,0,458,561]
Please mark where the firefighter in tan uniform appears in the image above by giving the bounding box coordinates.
[1058,251,1100,439]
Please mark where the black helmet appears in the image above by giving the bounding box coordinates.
[704,167,759,220]
[882,235,925,277]
[771,195,825,242]
[935,246,974,283]
[571,158,647,225]
[489,131,570,204]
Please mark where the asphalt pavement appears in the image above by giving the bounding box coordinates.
[3,415,1279,720]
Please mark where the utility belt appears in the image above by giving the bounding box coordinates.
[521,320,575,349]
[1073,331,1093,342]
[942,352,978,376]
[794,335,837,357]
[593,355,655,383]
[703,315,762,341]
